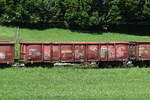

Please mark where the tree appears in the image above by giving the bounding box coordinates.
[143,1,150,21]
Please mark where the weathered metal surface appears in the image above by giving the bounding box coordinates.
[116,45,129,61]
[20,42,130,63]
[100,44,129,61]
[0,42,15,64]
[75,45,85,62]
[52,45,60,61]
[87,45,99,61]
[61,45,73,62]
[27,45,42,61]
[129,43,137,60]
[43,45,51,61]
[137,42,150,60]
[100,45,108,61]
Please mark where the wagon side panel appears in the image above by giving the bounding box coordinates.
[100,45,108,61]
[74,44,85,62]
[87,45,99,61]
[24,44,42,63]
[138,43,150,60]
[115,44,129,61]
[43,44,51,61]
[52,45,61,62]
[60,45,74,62]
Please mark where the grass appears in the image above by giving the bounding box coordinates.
[0,66,150,100]
[0,25,150,100]
[0,25,150,42]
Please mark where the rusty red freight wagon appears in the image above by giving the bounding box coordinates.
[0,42,15,64]
[20,41,130,65]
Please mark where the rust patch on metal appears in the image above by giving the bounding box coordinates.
[87,45,98,61]
[139,45,150,59]
[75,45,85,62]
[27,45,42,61]
[52,45,60,61]
[61,45,73,61]
[43,45,51,60]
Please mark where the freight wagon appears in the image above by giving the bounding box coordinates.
[19,41,140,67]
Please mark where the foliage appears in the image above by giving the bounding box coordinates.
[0,0,149,30]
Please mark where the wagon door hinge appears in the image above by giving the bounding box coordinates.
[129,42,137,60]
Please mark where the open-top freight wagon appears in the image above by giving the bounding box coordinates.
[19,41,150,67]
[1,41,150,67]
[20,42,129,62]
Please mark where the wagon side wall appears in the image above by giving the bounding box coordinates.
[20,42,130,63]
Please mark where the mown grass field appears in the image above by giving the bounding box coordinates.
[0,25,150,100]
[0,67,150,100]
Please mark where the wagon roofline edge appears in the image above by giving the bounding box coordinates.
[19,41,131,44]
[0,41,16,44]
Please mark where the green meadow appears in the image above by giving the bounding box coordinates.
[0,25,150,100]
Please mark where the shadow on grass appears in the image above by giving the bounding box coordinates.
[111,24,150,36]
[71,24,150,36]
[1,23,150,37]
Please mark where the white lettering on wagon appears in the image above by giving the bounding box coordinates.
[100,48,113,58]
[75,50,84,59]
[0,52,5,59]
[61,50,72,53]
